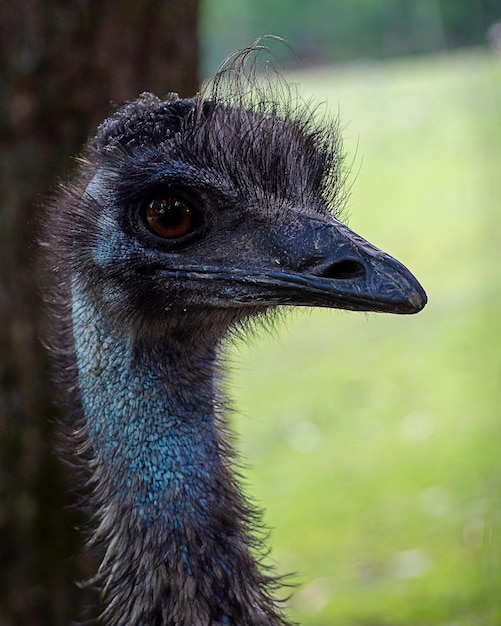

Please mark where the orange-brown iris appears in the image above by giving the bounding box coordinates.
[145,198,196,239]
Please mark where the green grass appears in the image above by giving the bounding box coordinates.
[225,49,501,625]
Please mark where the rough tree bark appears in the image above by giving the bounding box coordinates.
[0,2,199,624]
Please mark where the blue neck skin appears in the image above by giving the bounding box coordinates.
[71,279,226,534]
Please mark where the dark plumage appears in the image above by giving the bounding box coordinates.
[42,44,426,626]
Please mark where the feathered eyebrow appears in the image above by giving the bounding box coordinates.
[108,161,238,209]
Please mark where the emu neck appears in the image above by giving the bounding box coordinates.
[73,292,221,525]
[71,281,284,626]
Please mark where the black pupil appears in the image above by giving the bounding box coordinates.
[157,199,187,227]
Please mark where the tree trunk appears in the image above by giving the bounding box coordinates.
[0,2,199,624]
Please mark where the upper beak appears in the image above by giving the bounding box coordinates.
[152,215,427,316]
[260,218,427,315]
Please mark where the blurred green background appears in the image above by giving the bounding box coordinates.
[202,2,501,624]
[201,0,499,75]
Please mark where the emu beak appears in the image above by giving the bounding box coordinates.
[268,219,427,315]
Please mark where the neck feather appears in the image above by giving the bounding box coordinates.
[71,280,288,626]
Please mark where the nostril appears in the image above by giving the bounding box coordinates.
[317,259,366,280]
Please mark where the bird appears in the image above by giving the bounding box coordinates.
[42,43,427,626]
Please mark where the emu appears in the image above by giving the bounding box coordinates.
[43,46,426,626]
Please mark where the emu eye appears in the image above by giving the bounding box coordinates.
[144,197,198,239]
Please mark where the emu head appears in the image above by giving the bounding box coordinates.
[55,53,426,347]
[43,45,427,626]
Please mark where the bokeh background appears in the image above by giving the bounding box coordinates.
[0,1,499,624]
